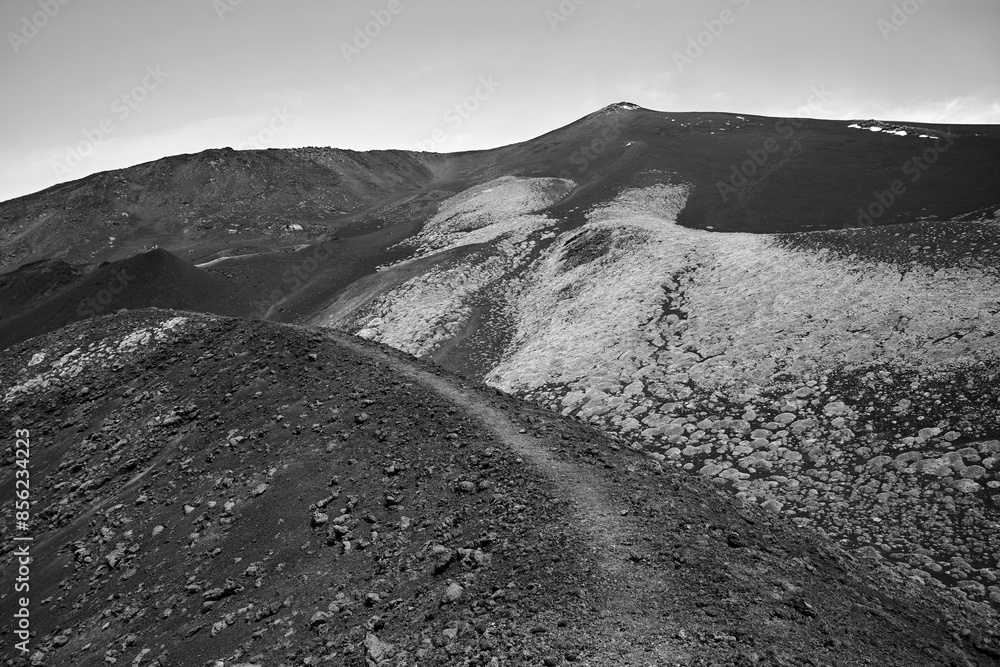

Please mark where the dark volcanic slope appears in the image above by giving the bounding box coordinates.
[439,105,1000,234]
[0,248,252,351]
[1,310,999,666]
[0,259,86,317]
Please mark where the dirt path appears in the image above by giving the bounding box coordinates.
[325,331,636,575]
[324,331,695,663]
[193,252,264,268]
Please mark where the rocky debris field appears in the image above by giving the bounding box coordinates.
[320,178,1000,609]
[316,176,573,360]
[775,219,1000,273]
[2,310,999,666]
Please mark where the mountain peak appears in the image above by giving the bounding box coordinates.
[596,101,646,114]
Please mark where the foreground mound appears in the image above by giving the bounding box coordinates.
[1,311,998,666]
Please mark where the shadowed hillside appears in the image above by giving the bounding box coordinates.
[0,248,252,351]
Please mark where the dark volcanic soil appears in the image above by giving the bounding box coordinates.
[1,310,998,666]
[0,248,254,351]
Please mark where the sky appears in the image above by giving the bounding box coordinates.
[1,0,998,203]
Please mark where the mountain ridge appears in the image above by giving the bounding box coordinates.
[3,105,998,271]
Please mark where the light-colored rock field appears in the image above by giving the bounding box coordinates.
[3,317,189,403]
[322,176,1000,605]
[390,175,574,258]
[489,183,994,396]
[327,176,571,357]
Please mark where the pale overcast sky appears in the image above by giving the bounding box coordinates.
[1,0,998,202]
